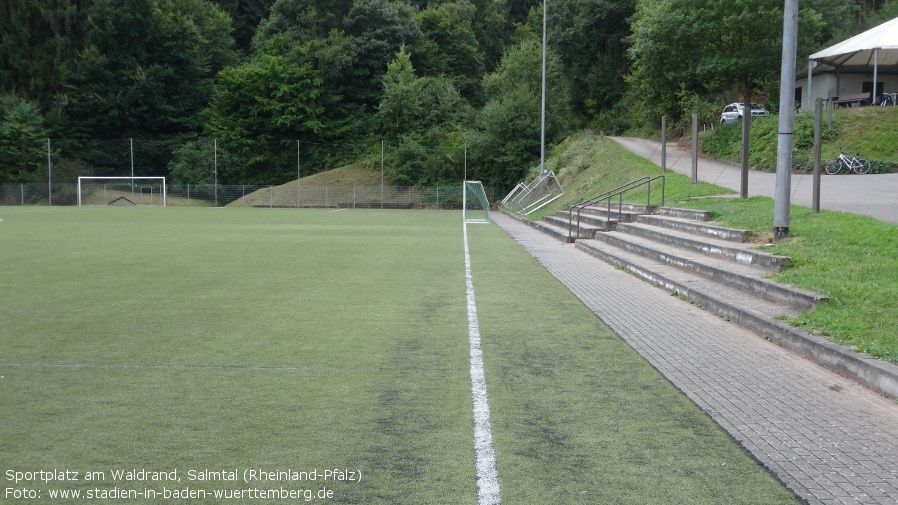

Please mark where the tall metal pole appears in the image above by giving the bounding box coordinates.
[774,0,799,240]
[297,140,301,208]
[130,138,135,199]
[381,140,385,209]
[47,138,52,205]
[740,98,750,199]
[540,0,547,174]
[214,138,218,207]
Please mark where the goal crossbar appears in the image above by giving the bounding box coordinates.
[77,177,167,207]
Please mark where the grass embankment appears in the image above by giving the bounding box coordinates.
[534,133,898,364]
[228,163,382,207]
[702,106,898,172]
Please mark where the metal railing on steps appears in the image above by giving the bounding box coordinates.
[567,176,665,242]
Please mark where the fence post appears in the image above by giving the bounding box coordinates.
[691,114,698,184]
[660,117,667,174]
[21,183,24,205]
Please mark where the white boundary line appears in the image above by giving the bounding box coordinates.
[463,222,501,505]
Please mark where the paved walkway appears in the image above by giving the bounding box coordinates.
[491,212,898,505]
[610,137,898,225]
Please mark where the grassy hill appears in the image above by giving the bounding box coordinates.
[227,163,382,207]
[701,106,898,172]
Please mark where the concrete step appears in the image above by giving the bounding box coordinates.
[559,204,648,223]
[613,222,789,270]
[582,231,825,311]
[501,211,580,242]
[659,207,712,221]
[575,238,823,318]
[543,215,607,240]
[636,214,749,243]
[549,214,614,240]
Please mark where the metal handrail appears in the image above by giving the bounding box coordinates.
[567,176,665,242]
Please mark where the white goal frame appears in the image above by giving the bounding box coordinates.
[77,177,167,207]
[463,180,490,224]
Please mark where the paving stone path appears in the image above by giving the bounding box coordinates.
[492,212,898,505]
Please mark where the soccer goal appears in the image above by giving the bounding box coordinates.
[77,177,167,207]
[463,180,490,224]
[502,171,563,216]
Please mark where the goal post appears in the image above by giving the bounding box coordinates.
[463,180,490,224]
[77,177,167,207]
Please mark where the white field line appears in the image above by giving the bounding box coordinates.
[463,222,501,505]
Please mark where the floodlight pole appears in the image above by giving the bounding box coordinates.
[540,0,547,174]
[47,138,52,205]
[381,139,384,209]
[130,138,135,199]
[774,0,799,240]
[214,138,218,207]
[297,140,301,208]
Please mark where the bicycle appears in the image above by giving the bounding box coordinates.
[824,148,871,175]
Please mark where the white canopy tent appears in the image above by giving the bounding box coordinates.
[808,16,898,104]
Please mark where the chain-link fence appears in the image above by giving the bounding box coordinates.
[0,183,498,209]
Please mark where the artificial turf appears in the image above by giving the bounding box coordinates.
[0,207,798,504]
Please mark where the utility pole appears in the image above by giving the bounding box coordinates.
[774,0,799,240]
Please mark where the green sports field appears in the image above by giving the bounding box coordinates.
[0,207,799,504]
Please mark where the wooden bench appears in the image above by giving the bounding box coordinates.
[831,93,870,107]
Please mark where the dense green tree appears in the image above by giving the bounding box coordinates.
[376,48,468,185]
[627,0,824,126]
[0,1,90,110]
[0,95,48,183]
[62,0,236,141]
[211,0,275,53]
[551,0,634,119]
[415,1,486,104]
[205,54,324,141]
[202,52,325,183]
[470,36,570,190]
[344,0,423,107]
[253,0,353,47]
[377,48,420,138]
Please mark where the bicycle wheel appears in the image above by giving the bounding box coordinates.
[824,160,842,175]
[854,159,872,174]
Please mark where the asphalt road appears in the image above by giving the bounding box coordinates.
[610,136,898,225]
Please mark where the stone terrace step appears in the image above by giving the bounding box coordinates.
[543,214,608,240]
[613,222,789,269]
[583,231,825,311]
[658,207,711,221]
[575,238,805,319]
[563,206,643,224]
[637,214,749,243]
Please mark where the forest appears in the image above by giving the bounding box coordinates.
[1,0,896,190]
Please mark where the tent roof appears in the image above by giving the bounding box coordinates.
[810,17,898,69]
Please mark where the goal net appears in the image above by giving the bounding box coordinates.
[502,171,563,216]
[463,180,490,224]
[77,177,167,207]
